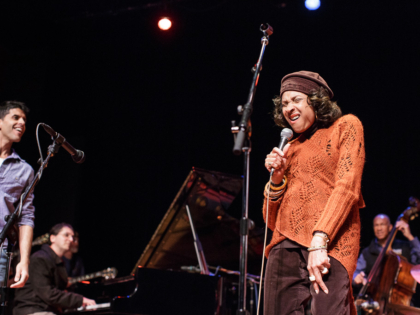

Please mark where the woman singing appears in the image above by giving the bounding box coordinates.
[263,71,365,315]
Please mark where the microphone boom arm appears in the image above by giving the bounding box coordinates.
[233,24,271,155]
[41,123,85,163]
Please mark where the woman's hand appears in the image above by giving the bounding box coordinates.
[264,143,290,184]
[307,235,330,294]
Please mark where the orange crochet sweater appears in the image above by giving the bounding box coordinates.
[263,114,365,310]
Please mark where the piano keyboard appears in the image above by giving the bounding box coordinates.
[65,302,110,313]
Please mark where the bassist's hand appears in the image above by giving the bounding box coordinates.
[395,221,414,241]
[354,271,367,285]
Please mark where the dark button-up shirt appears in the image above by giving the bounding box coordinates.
[13,245,84,315]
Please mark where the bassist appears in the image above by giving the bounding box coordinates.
[353,213,420,304]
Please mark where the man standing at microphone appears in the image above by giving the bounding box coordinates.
[262,71,365,315]
[0,101,35,288]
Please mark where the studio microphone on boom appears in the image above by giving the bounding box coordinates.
[41,123,85,164]
[271,128,293,175]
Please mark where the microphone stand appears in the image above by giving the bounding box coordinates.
[0,138,64,315]
[231,23,273,315]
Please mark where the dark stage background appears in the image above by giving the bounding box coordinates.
[0,0,419,278]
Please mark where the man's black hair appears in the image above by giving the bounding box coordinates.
[0,101,29,120]
[48,223,74,244]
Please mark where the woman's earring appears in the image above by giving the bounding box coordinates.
[315,111,318,120]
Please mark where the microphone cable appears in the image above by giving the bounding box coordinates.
[35,123,44,177]
[255,128,292,314]
[256,171,275,315]
[15,123,45,218]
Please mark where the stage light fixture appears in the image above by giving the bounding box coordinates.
[158,17,172,30]
[305,0,320,10]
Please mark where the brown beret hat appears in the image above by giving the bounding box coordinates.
[280,70,334,99]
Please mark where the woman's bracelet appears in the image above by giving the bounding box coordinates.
[307,244,328,252]
[308,248,327,253]
[264,185,284,195]
[313,231,329,243]
[264,176,288,200]
[266,189,283,196]
[271,178,285,187]
[269,176,287,191]
[264,188,284,200]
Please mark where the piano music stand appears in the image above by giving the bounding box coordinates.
[185,204,210,275]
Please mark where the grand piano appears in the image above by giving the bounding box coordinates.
[67,168,264,315]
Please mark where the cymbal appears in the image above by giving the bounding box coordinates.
[411,264,420,283]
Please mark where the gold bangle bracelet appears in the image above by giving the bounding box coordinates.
[266,182,283,192]
[269,176,287,191]
[264,190,285,200]
[313,233,329,243]
[264,190,284,198]
[307,245,328,252]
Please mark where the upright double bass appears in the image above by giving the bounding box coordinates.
[356,197,419,315]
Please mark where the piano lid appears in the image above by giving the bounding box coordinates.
[132,168,263,274]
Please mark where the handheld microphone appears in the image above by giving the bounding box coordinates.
[41,123,85,164]
[271,128,293,175]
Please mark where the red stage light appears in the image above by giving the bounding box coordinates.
[158,18,172,30]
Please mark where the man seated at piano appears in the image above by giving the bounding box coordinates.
[13,223,96,315]
[352,214,420,295]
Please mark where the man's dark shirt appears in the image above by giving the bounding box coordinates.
[13,244,83,315]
